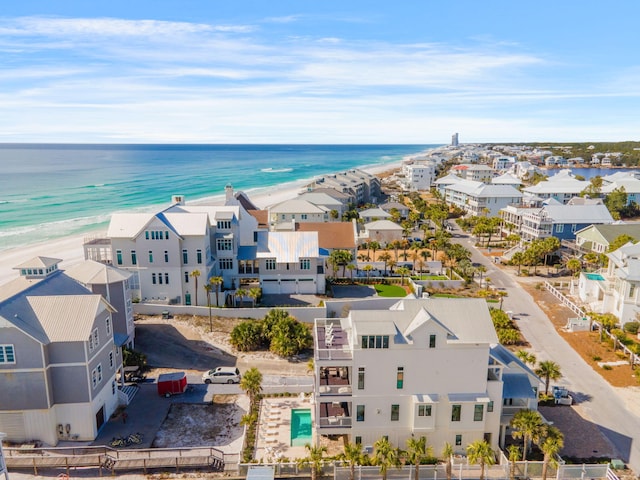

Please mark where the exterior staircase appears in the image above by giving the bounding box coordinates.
[118,384,140,405]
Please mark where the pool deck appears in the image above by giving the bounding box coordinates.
[255,396,314,462]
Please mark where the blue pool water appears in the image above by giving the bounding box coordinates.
[290,409,312,446]
[586,273,605,281]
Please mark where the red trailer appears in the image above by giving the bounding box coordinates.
[157,371,187,397]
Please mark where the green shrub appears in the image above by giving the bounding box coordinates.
[592,355,602,362]
[624,321,640,335]
[602,364,613,370]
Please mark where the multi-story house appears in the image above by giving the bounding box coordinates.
[522,169,589,204]
[401,163,436,192]
[358,207,392,223]
[255,231,325,294]
[380,201,410,220]
[520,202,613,242]
[298,192,348,219]
[0,257,122,445]
[312,298,539,452]
[268,199,328,230]
[574,223,640,255]
[451,164,494,183]
[443,180,522,217]
[577,241,640,326]
[66,260,136,349]
[309,169,381,206]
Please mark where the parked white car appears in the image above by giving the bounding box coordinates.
[202,366,241,384]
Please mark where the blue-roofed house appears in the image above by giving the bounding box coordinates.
[0,257,124,446]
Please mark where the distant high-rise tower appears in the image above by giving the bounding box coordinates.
[451,133,459,147]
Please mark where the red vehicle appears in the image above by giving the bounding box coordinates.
[157,371,187,397]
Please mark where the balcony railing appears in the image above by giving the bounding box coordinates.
[318,416,352,428]
[318,384,352,395]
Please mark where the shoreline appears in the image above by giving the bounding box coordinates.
[0,160,405,286]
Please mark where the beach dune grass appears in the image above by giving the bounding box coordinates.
[374,283,407,297]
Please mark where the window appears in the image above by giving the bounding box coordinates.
[145,231,149,240]
[487,401,494,413]
[396,367,404,389]
[217,238,233,251]
[301,214,308,220]
[116,250,123,265]
[300,259,311,270]
[148,251,153,263]
[197,249,202,264]
[158,273,163,284]
[474,404,484,421]
[358,367,365,390]
[556,224,564,233]
[183,249,189,264]
[89,328,99,352]
[630,284,636,299]
[266,259,277,270]
[109,351,114,368]
[112,381,116,395]
[455,434,462,446]
[429,334,436,348]
[152,273,157,284]
[361,335,390,349]
[164,251,169,262]
[571,224,577,233]
[217,220,231,229]
[130,250,137,265]
[165,231,169,239]
[451,404,461,422]
[165,273,169,284]
[220,258,233,270]
[185,272,189,283]
[355,436,362,445]
[391,404,399,421]
[106,317,111,335]
[418,405,432,417]
[356,405,365,422]
[92,364,103,389]
[0,345,15,364]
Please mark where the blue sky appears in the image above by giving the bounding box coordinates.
[1,1,639,144]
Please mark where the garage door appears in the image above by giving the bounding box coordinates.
[280,279,297,294]
[298,278,316,294]
[0,412,26,441]
[261,279,279,294]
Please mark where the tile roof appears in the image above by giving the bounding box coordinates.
[296,222,356,249]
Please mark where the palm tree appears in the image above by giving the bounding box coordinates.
[235,287,247,307]
[363,264,373,282]
[397,266,411,286]
[510,409,544,460]
[507,445,521,480]
[566,258,582,277]
[370,241,381,261]
[346,263,356,280]
[466,440,494,480]
[339,442,364,480]
[239,367,262,405]
[248,287,261,307]
[379,251,392,275]
[209,276,223,306]
[190,269,201,305]
[442,442,454,480]
[535,360,562,395]
[516,350,537,367]
[538,426,564,480]
[372,437,398,480]
[298,443,327,480]
[511,251,525,275]
[405,436,432,480]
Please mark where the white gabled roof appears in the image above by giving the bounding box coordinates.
[107,213,155,238]
[359,207,391,218]
[445,179,522,198]
[256,231,319,262]
[364,220,402,231]
[162,212,208,236]
[269,199,326,214]
[601,178,640,195]
[13,256,62,270]
[492,173,521,185]
[66,260,131,285]
[298,192,344,208]
[523,169,589,194]
[434,173,464,185]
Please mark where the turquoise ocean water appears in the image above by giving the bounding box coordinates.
[0,144,436,252]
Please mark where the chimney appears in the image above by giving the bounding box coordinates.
[225,183,234,203]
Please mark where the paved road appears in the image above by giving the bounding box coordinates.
[452,226,640,472]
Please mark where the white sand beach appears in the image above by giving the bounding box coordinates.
[0,161,402,286]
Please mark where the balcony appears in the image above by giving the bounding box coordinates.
[318,366,352,396]
[315,320,353,361]
[318,400,352,429]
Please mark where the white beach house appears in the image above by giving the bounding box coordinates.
[312,298,539,453]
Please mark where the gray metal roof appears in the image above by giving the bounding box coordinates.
[13,256,62,270]
[256,231,319,262]
[541,204,614,224]
[66,260,131,285]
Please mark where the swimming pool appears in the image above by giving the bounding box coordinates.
[290,409,312,446]
[586,273,605,281]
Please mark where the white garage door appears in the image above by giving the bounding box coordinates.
[0,412,26,441]
[261,279,279,294]
[298,278,316,294]
[280,279,297,294]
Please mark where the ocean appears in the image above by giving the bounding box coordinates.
[0,144,436,252]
